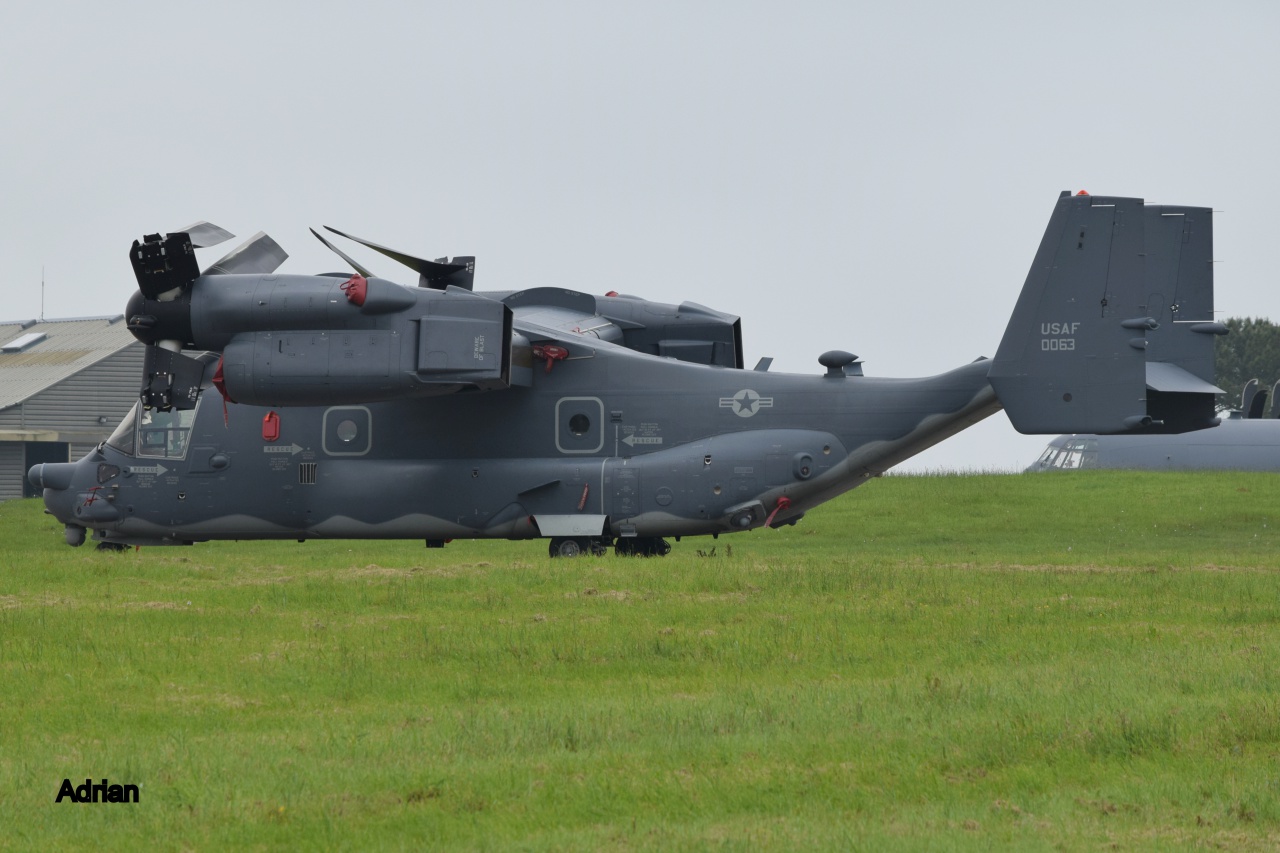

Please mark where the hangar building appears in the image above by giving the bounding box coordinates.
[0,317,143,501]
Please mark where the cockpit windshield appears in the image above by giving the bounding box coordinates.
[105,399,201,459]
[105,402,139,455]
[138,404,200,459]
[1035,436,1098,470]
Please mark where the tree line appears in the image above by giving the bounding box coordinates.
[1216,317,1280,412]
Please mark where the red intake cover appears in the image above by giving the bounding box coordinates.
[340,274,367,306]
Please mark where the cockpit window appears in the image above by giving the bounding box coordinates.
[1037,437,1098,470]
[137,403,200,459]
[106,402,140,455]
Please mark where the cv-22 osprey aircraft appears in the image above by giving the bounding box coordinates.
[31,191,1226,556]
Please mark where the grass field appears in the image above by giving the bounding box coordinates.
[2,471,1279,851]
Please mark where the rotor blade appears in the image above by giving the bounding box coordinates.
[175,221,235,249]
[309,228,374,278]
[203,232,288,276]
[323,225,469,289]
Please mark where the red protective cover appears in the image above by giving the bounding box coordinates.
[262,411,280,442]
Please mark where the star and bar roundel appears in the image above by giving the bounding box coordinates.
[719,389,774,418]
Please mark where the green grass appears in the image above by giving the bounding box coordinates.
[2,470,1279,850]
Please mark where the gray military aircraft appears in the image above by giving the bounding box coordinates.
[30,191,1226,556]
[1027,381,1279,472]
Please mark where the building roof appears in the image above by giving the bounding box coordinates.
[0,316,138,410]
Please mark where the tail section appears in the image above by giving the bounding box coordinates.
[990,191,1223,435]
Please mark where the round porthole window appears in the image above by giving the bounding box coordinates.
[569,414,590,435]
[337,419,358,442]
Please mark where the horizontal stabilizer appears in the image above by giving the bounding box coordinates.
[1146,362,1223,395]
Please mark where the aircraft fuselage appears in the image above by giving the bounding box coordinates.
[41,351,996,548]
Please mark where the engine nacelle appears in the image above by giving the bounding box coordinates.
[210,279,513,406]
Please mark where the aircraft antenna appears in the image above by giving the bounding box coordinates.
[41,266,45,320]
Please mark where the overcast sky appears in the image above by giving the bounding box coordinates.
[3,1,1277,471]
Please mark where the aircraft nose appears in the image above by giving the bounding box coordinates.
[30,462,83,531]
[28,462,77,492]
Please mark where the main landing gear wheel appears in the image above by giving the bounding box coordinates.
[549,537,583,558]
[549,537,607,558]
[614,537,671,557]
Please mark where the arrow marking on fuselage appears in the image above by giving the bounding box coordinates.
[128,464,168,476]
[264,444,304,455]
[622,434,663,446]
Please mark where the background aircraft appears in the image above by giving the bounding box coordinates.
[1028,381,1278,472]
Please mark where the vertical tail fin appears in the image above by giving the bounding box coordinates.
[990,192,1223,435]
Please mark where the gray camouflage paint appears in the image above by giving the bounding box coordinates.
[30,193,1223,553]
